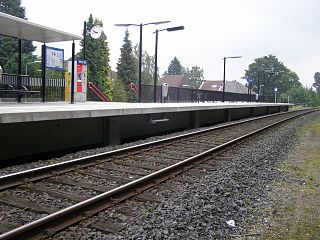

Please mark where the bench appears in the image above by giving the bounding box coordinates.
[0,73,41,102]
[0,85,40,103]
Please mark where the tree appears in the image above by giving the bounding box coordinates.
[165,57,183,75]
[80,14,112,100]
[112,77,128,102]
[244,55,301,102]
[183,66,204,89]
[313,72,320,92]
[0,0,36,73]
[132,44,157,86]
[117,29,137,102]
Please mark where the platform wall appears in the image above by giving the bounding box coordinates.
[0,105,289,164]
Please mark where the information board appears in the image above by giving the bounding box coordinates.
[46,46,64,70]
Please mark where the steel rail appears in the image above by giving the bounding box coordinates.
[0,109,315,191]
[0,109,317,240]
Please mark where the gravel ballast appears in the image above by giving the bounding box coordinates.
[104,112,320,239]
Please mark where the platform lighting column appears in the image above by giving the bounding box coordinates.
[222,56,242,102]
[153,26,184,102]
[71,41,75,104]
[139,23,143,102]
[115,21,170,102]
[83,21,87,60]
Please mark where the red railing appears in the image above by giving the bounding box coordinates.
[130,83,138,95]
[88,82,110,102]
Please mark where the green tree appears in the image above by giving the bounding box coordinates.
[313,72,320,92]
[141,51,155,85]
[112,77,128,102]
[0,0,36,73]
[165,57,183,75]
[183,66,204,89]
[80,14,112,100]
[117,29,137,102]
[244,55,301,102]
[132,44,157,85]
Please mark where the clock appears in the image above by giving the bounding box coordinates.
[90,25,103,39]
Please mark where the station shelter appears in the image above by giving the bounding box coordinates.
[0,12,83,103]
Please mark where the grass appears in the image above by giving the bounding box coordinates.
[262,115,320,240]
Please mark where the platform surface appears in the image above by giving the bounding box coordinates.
[0,101,290,124]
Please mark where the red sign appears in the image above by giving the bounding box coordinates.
[77,80,82,92]
[77,64,82,73]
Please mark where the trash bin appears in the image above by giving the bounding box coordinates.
[161,83,168,103]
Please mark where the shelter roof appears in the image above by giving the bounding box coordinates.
[0,12,82,43]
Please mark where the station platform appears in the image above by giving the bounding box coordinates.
[0,101,290,163]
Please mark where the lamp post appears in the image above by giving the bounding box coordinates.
[153,26,184,102]
[115,21,170,102]
[274,87,277,103]
[25,60,41,75]
[264,70,275,102]
[222,56,242,102]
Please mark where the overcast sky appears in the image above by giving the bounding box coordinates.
[21,0,319,87]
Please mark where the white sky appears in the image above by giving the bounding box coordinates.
[21,0,320,87]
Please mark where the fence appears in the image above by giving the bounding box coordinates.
[0,73,65,101]
[141,84,264,103]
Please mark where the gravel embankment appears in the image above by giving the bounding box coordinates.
[107,114,320,239]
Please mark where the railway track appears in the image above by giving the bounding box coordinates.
[0,108,317,239]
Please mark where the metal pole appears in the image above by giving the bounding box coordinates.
[71,41,75,104]
[247,82,250,102]
[138,23,143,102]
[41,44,46,102]
[222,57,226,102]
[257,71,260,102]
[18,39,22,76]
[153,30,158,103]
[263,73,266,102]
[83,21,87,60]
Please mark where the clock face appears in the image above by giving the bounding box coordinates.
[90,25,103,39]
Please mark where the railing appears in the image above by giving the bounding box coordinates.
[140,84,264,103]
[0,73,65,101]
[87,82,110,102]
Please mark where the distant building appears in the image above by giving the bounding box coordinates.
[199,80,256,94]
[158,75,189,88]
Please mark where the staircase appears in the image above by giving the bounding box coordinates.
[87,82,110,102]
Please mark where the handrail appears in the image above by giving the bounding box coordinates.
[2,73,30,77]
[130,82,138,95]
[88,82,109,102]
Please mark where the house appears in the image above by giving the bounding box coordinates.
[158,75,189,88]
[199,80,256,94]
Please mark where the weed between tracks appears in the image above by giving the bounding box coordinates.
[262,115,320,239]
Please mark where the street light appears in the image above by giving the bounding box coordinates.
[25,60,41,75]
[115,21,170,102]
[274,87,277,103]
[153,26,184,102]
[264,70,275,102]
[222,56,242,102]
